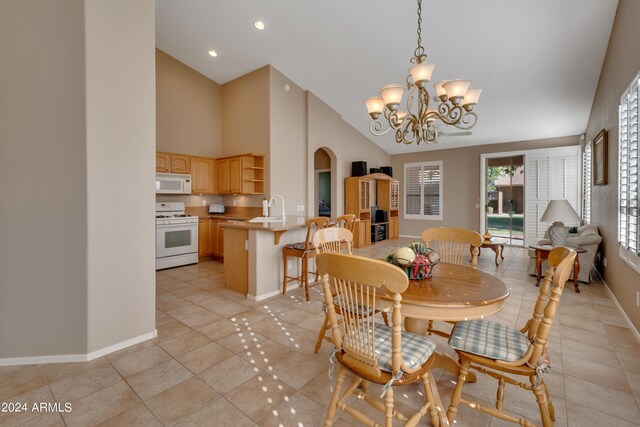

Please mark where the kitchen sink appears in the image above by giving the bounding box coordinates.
[248,216,285,223]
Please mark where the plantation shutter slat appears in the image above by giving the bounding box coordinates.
[583,142,592,223]
[423,165,440,216]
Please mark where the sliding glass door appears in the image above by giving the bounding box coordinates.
[485,156,524,246]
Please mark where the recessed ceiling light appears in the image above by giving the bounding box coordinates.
[254,21,265,30]
[208,50,218,57]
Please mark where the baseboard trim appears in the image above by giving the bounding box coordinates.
[248,283,301,302]
[595,270,640,344]
[399,234,421,239]
[0,329,157,367]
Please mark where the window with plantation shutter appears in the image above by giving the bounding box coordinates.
[404,161,443,220]
[619,70,640,262]
[582,141,592,223]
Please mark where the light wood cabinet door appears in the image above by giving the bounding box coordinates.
[171,154,191,174]
[198,219,212,257]
[359,180,370,212]
[229,157,242,194]
[191,157,215,194]
[156,152,171,172]
[211,221,220,256]
[218,223,225,257]
[389,217,399,239]
[217,159,230,194]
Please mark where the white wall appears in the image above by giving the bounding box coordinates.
[0,0,156,361]
[0,0,88,358]
[85,0,156,353]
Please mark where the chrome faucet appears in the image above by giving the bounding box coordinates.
[268,194,286,220]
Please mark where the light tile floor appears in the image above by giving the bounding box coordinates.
[2,238,640,426]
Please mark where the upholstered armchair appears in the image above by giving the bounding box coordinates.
[527,224,602,283]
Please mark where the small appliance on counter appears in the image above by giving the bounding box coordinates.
[208,203,225,214]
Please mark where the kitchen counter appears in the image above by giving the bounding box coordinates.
[220,215,310,301]
[219,216,307,232]
[199,214,252,221]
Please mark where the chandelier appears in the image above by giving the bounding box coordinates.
[364,0,481,145]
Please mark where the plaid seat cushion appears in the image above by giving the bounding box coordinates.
[373,325,436,372]
[449,319,530,362]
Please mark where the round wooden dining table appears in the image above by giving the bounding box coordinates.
[377,262,511,381]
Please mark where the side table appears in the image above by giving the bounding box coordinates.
[471,237,508,266]
[530,245,587,293]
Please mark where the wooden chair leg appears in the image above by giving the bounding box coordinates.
[324,364,346,427]
[422,371,441,427]
[384,387,394,427]
[447,358,471,424]
[542,379,555,421]
[314,313,330,353]
[531,375,553,427]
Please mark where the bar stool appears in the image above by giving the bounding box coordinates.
[282,217,329,300]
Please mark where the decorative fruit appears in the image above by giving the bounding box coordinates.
[393,247,416,266]
[409,241,428,255]
[427,250,440,265]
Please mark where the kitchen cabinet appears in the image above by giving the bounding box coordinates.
[229,157,242,193]
[198,218,227,258]
[171,154,191,174]
[198,219,213,257]
[191,157,216,194]
[216,154,264,195]
[156,152,192,174]
[217,159,230,194]
[156,152,171,172]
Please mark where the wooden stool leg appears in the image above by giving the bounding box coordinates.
[303,255,310,301]
[282,252,288,295]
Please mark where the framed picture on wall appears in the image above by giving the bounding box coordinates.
[593,129,608,185]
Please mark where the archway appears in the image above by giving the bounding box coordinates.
[313,147,337,218]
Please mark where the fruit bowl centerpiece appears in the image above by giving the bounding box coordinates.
[386,242,440,280]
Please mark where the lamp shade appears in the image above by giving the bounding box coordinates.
[364,97,385,116]
[409,63,436,85]
[442,79,472,99]
[433,81,447,98]
[380,84,405,108]
[463,88,483,105]
[540,200,580,223]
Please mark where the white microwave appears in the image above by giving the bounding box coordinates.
[155,173,192,194]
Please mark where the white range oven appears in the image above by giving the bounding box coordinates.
[156,202,199,270]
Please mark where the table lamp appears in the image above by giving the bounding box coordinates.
[540,199,580,246]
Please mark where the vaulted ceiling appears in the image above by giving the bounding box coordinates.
[156,0,618,153]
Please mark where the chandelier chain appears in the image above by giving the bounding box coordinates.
[414,0,425,60]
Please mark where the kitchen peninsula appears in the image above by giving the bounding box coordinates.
[221,217,309,300]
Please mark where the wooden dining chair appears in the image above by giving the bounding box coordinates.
[336,214,356,232]
[317,252,448,427]
[421,227,483,268]
[312,227,353,353]
[282,217,329,301]
[421,227,484,337]
[446,247,576,427]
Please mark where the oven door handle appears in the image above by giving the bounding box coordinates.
[156,223,198,229]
